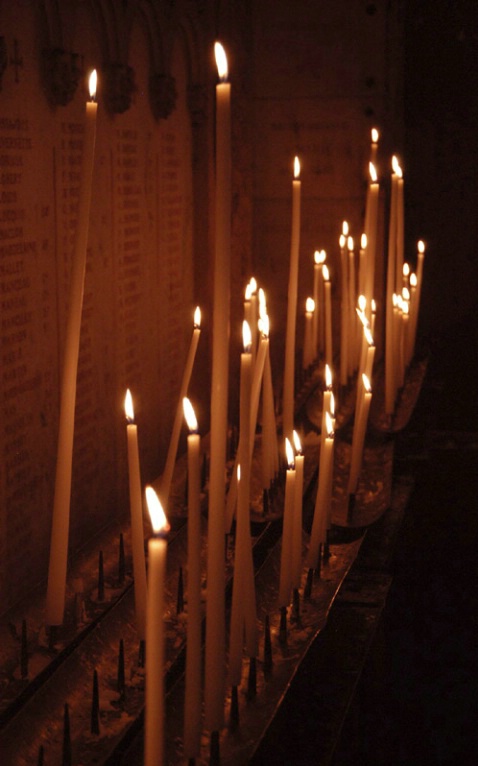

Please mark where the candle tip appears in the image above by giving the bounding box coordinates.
[88,69,97,100]
[145,486,170,536]
[214,41,228,81]
[124,389,134,422]
[183,397,198,433]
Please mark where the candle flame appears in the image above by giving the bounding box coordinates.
[314,249,321,265]
[371,299,377,313]
[306,297,315,313]
[361,233,367,250]
[193,305,201,328]
[402,300,410,316]
[325,363,332,389]
[259,313,269,338]
[124,388,134,422]
[319,249,326,263]
[183,396,198,433]
[145,485,170,535]
[369,161,378,182]
[358,294,366,312]
[245,282,253,301]
[392,155,403,178]
[242,320,252,352]
[214,42,228,81]
[237,464,241,481]
[89,69,97,100]
[356,307,368,327]
[293,429,302,454]
[342,221,349,236]
[371,127,379,144]
[325,411,334,438]
[418,240,425,254]
[402,286,410,301]
[392,292,399,308]
[410,272,417,287]
[294,156,300,179]
[364,326,374,346]
[339,234,346,250]
[362,374,372,393]
[403,263,410,277]
[249,276,257,293]
[322,264,329,281]
[285,437,295,469]
[347,235,354,252]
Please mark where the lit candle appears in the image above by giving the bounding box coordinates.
[283,155,301,442]
[229,322,257,684]
[323,264,333,369]
[347,236,356,377]
[312,251,321,358]
[348,374,373,495]
[249,277,258,363]
[402,262,410,292]
[205,41,231,730]
[385,158,399,415]
[46,70,98,627]
[364,162,379,317]
[339,231,349,386]
[145,486,170,766]
[182,398,202,759]
[307,412,334,569]
[291,430,304,589]
[408,271,418,360]
[262,323,278,488]
[279,439,296,607]
[394,156,404,292]
[359,234,367,298]
[124,389,148,640]
[370,127,379,168]
[303,297,315,369]
[315,249,326,357]
[410,240,426,355]
[161,307,201,506]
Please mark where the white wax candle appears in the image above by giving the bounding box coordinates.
[161,307,201,506]
[364,163,379,318]
[312,251,321,358]
[262,337,278,487]
[339,232,348,386]
[291,431,304,589]
[229,322,257,684]
[182,398,202,759]
[347,237,356,377]
[395,159,404,291]
[307,413,334,569]
[385,163,399,415]
[46,71,98,627]
[279,439,296,607]
[323,265,333,370]
[124,390,147,640]
[303,298,314,369]
[348,375,373,494]
[205,41,231,730]
[283,156,301,442]
[145,487,169,766]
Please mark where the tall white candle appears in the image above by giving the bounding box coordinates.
[347,236,356,377]
[364,163,379,318]
[279,439,296,607]
[312,251,321,358]
[291,430,304,589]
[229,322,257,684]
[307,412,334,569]
[161,307,201,506]
[145,486,169,766]
[205,41,231,730]
[394,157,404,291]
[303,297,315,369]
[124,390,147,640]
[323,264,333,369]
[339,232,349,386]
[283,156,301,443]
[348,375,373,494]
[46,70,98,627]
[385,160,399,415]
[182,398,202,759]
